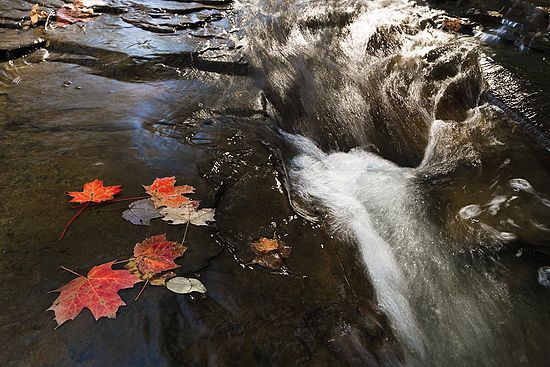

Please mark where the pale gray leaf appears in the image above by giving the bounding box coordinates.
[160,206,215,226]
[166,277,207,294]
[122,199,162,226]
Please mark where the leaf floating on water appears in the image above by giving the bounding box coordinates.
[131,234,187,279]
[248,237,292,270]
[122,198,162,226]
[144,176,196,209]
[160,207,215,226]
[61,179,122,239]
[48,262,141,327]
[166,277,207,294]
[67,179,122,204]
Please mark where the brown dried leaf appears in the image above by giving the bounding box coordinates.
[29,4,48,26]
[249,237,292,269]
[442,18,462,32]
[248,252,283,270]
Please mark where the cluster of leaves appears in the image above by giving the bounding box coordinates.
[51,177,292,328]
[29,0,104,28]
[50,177,212,327]
[122,177,215,227]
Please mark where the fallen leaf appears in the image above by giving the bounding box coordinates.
[144,177,196,209]
[160,206,215,226]
[48,262,141,327]
[248,237,292,270]
[251,237,279,254]
[122,198,162,226]
[55,0,98,27]
[166,277,207,294]
[132,234,187,279]
[248,252,283,270]
[442,17,462,32]
[67,179,122,204]
[29,4,48,26]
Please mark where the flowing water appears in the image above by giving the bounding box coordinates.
[1,0,550,366]
[242,0,550,365]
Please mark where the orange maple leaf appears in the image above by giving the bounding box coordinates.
[143,177,195,208]
[67,179,122,203]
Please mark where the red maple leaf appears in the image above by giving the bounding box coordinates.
[67,179,122,204]
[48,262,141,327]
[133,234,187,279]
[143,177,195,208]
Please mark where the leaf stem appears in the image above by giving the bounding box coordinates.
[181,206,191,245]
[60,202,90,239]
[113,258,133,265]
[134,280,148,301]
[60,266,84,278]
[109,196,150,203]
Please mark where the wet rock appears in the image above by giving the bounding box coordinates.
[0,29,46,61]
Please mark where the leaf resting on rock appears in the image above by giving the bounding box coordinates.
[248,237,292,270]
[122,198,162,226]
[48,262,141,327]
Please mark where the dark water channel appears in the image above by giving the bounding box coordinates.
[1,0,550,366]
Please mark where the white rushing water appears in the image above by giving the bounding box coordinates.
[240,0,550,365]
[286,132,512,366]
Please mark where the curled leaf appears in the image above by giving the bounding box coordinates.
[30,4,48,26]
[166,277,207,294]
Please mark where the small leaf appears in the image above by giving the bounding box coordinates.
[166,277,206,294]
[251,237,279,254]
[248,237,291,270]
[67,179,122,204]
[122,199,162,226]
[160,207,215,226]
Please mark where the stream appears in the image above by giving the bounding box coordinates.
[1,0,550,366]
